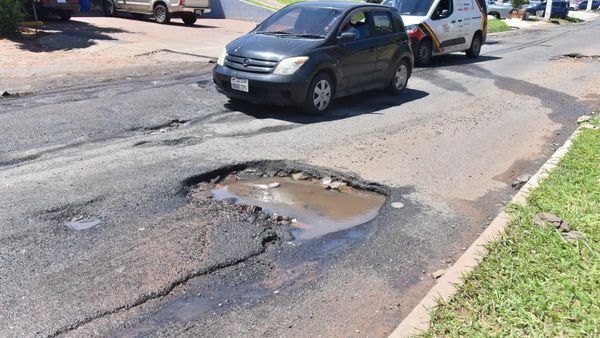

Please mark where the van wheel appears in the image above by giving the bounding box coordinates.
[154,4,170,24]
[182,13,197,26]
[415,39,432,66]
[388,59,409,94]
[466,33,482,58]
[102,0,117,16]
[304,73,334,115]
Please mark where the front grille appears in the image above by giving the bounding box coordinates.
[225,55,278,74]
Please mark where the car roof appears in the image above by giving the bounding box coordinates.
[291,1,388,10]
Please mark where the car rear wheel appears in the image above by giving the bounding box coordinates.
[415,38,432,66]
[182,13,197,26]
[154,4,170,24]
[466,33,482,58]
[388,59,409,94]
[102,0,117,16]
[304,73,334,115]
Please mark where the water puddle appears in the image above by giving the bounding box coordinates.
[212,177,385,240]
[64,218,101,230]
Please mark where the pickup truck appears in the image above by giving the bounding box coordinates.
[103,0,211,26]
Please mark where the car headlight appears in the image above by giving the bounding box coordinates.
[217,47,226,66]
[273,56,309,75]
[405,24,417,32]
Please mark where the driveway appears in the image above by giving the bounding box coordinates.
[1,18,599,338]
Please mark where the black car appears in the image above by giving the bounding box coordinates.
[213,1,414,114]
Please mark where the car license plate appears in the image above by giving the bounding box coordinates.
[231,78,249,92]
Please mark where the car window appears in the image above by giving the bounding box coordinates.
[372,12,394,36]
[381,0,435,16]
[339,11,371,40]
[433,0,453,19]
[256,7,343,38]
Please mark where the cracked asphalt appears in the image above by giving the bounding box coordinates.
[1,19,599,337]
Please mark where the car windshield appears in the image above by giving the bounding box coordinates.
[256,6,344,38]
[381,0,435,16]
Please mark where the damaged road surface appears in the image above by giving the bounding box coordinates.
[1,19,600,337]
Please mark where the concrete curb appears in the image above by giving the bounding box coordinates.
[389,121,590,337]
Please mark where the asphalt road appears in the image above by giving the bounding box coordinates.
[1,20,599,337]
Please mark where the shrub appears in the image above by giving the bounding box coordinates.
[0,0,24,36]
[511,0,524,9]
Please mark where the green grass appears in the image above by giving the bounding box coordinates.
[243,0,280,10]
[276,0,361,5]
[487,19,512,33]
[425,115,600,337]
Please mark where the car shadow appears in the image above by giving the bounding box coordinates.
[416,54,502,69]
[126,14,219,29]
[10,18,128,52]
[225,88,429,124]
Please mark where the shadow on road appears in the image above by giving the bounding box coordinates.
[225,88,429,124]
[9,18,128,52]
[417,54,502,69]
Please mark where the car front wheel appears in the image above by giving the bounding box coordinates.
[304,73,334,115]
[415,39,433,66]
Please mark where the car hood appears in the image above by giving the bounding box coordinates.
[400,15,428,26]
[226,33,323,62]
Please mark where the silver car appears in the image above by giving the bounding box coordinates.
[102,0,211,25]
[487,0,513,19]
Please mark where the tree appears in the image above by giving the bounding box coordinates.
[0,0,24,36]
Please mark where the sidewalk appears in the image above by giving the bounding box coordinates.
[1,16,255,91]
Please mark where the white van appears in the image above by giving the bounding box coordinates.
[382,0,488,65]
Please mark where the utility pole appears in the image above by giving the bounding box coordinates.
[587,0,593,11]
[544,0,553,20]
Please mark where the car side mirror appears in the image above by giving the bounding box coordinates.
[338,32,356,43]
[440,9,450,17]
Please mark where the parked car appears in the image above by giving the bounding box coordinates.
[487,0,513,19]
[102,0,211,25]
[569,0,584,10]
[525,1,570,18]
[213,2,414,114]
[578,0,600,9]
[25,0,80,20]
[382,0,487,65]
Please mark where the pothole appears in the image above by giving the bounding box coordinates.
[186,162,388,240]
[550,53,600,62]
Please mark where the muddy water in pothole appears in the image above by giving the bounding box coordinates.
[212,177,386,240]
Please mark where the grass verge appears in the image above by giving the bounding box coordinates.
[487,19,512,33]
[425,115,600,337]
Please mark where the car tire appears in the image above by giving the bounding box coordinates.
[59,13,71,20]
[102,0,117,16]
[490,11,501,19]
[466,33,482,58]
[154,4,170,24]
[415,38,433,66]
[182,13,197,26]
[388,59,410,94]
[304,73,334,115]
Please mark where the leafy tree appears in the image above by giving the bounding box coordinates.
[511,0,525,9]
[0,0,24,36]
